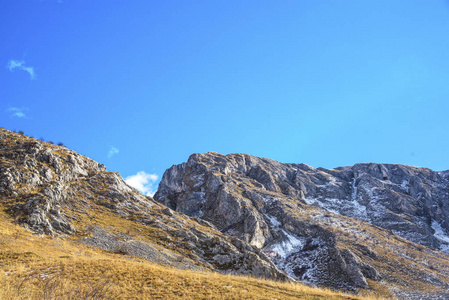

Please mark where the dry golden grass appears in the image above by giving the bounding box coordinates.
[0,129,390,299]
[0,208,383,300]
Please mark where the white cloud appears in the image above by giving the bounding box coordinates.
[7,59,36,79]
[108,146,119,158]
[125,171,159,197]
[7,107,28,118]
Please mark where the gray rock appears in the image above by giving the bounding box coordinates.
[338,249,368,288]
[154,152,449,292]
[0,129,286,281]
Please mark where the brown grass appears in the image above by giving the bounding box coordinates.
[0,129,388,299]
[0,208,383,300]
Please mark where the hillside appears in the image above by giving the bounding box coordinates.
[0,128,286,278]
[0,128,371,299]
[2,128,449,299]
[0,206,365,299]
[155,152,449,298]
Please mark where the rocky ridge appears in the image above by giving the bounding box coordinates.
[3,127,449,297]
[155,152,449,295]
[0,129,286,280]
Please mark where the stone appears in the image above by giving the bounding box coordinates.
[0,129,286,281]
[154,152,449,292]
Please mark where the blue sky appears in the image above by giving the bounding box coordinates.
[2,1,449,194]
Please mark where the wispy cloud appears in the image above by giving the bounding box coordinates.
[125,171,159,197]
[7,107,28,118]
[108,146,119,158]
[7,59,36,79]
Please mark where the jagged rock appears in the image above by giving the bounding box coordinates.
[156,152,449,252]
[162,207,174,216]
[4,130,449,295]
[360,262,380,280]
[0,129,285,281]
[155,152,449,292]
[338,249,368,288]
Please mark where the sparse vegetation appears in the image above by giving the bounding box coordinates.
[111,241,131,255]
[1,127,448,299]
[0,214,372,300]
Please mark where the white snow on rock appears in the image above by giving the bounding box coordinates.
[265,214,281,227]
[193,174,205,187]
[304,195,367,221]
[262,196,280,204]
[432,220,449,253]
[400,180,409,192]
[266,230,305,259]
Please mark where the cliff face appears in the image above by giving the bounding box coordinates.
[155,152,449,293]
[0,129,286,280]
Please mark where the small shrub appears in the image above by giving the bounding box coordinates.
[85,225,97,236]
[57,142,64,146]
[14,271,113,300]
[74,272,113,299]
[112,241,131,255]
[17,272,64,300]
[12,230,21,240]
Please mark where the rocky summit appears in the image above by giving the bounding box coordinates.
[155,152,449,296]
[0,129,285,280]
[2,128,449,299]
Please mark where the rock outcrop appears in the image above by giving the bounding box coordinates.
[4,129,449,296]
[155,152,449,293]
[0,129,286,280]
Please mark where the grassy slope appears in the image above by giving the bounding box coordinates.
[0,208,379,300]
[0,130,384,299]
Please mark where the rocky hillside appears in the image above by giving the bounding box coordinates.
[3,127,449,298]
[155,152,449,296]
[0,128,285,280]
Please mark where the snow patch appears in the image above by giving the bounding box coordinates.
[400,180,409,191]
[265,214,281,227]
[432,220,449,253]
[304,195,367,221]
[266,230,305,259]
[262,196,280,204]
[304,197,319,206]
[193,174,205,188]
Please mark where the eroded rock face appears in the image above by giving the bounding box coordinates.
[156,152,449,252]
[0,129,286,280]
[155,152,449,291]
[0,130,148,235]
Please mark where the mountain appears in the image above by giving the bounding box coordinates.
[155,152,449,297]
[0,128,286,281]
[3,127,449,299]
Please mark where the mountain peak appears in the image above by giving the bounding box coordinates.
[0,128,286,280]
[3,130,449,297]
[155,151,449,293]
